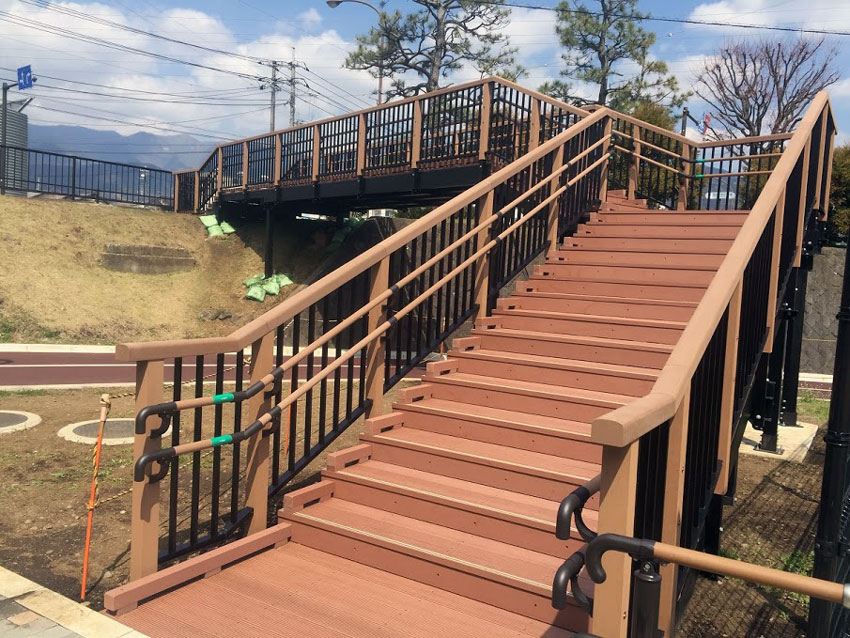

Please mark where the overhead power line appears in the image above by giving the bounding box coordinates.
[478,1,850,37]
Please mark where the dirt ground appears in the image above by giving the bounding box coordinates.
[0,382,411,610]
[678,393,830,637]
[0,196,329,344]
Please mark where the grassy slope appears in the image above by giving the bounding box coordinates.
[0,196,326,344]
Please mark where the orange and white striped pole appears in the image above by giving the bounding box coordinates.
[80,393,110,601]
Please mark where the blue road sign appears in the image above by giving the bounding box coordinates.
[17,66,33,90]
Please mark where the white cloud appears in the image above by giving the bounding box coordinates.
[688,0,850,32]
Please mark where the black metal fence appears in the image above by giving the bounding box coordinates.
[0,144,173,208]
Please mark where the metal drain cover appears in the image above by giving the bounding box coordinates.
[0,411,41,435]
[58,418,140,446]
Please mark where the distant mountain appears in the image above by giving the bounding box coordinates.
[27,125,214,172]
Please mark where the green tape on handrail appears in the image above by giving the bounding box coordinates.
[211,435,233,447]
[695,174,705,178]
[212,393,234,405]
[697,158,706,163]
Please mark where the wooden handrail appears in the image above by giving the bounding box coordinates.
[118,108,609,362]
[591,91,832,448]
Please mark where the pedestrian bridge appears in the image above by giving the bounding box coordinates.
[96,81,845,637]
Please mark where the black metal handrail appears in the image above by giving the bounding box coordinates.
[0,144,173,208]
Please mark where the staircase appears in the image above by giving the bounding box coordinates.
[112,190,747,636]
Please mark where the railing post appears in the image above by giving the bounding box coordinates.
[820,123,836,220]
[411,99,422,169]
[364,257,390,417]
[473,190,495,321]
[273,133,282,184]
[193,171,200,213]
[590,442,640,638]
[782,267,809,428]
[242,141,249,188]
[716,282,743,495]
[813,110,828,211]
[478,82,492,162]
[658,391,690,635]
[70,158,76,201]
[547,145,566,249]
[244,332,274,535]
[765,194,785,351]
[311,124,321,181]
[628,125,641,200]
[528,98,541,152]
[357,113,367,177]
[216,148,223,193]
[599,116,612,202]
[793,138,811,268]
[130,360,165,581]
[172,174,179,213]
[677,142,692,210]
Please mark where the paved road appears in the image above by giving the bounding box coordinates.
[0,349,414,389]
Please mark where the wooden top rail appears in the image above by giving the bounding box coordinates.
[590,91,832,448]
[118,108,609,362]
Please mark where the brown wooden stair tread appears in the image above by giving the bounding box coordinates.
[395,397,594,439]
[325,459,597,532]
[425,371,633,406]
[449,347,660,381]
[363,427,600,481]
[285,499,578,594]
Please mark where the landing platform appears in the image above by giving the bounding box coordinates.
[114,542,572,638]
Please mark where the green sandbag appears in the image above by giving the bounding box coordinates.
[262,279,281,295]
[273,273,293,287]
[245,284,266,302]
[207,224,224,237]
[243,273,264,287]
[199,214,218,228]
[219,221,236,234]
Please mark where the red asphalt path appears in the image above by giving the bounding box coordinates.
[0,351,375,388]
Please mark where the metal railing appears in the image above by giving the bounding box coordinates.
[568,92,836,637]
[0,144,173,209]
[606,113,792,211]
[175,77,589,213]
[121,107,609,578]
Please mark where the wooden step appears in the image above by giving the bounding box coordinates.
[282,497,590,631]
[421,371,629,422]
[390,395,601,462]
[489,308,685,345]
[563,236,733,254]
[321,458,595,556]
[471,326,672,368]
[445,344,657,396]
[590,212,748,225]
[520,277,707,302]
[548,248,724,269]
[114,542,576,638]
[362,426,600,501]
[532,263,715,286]
[576,222,740,239]
[505,292,696,321]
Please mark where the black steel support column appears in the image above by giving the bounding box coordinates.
[631,561,663,638]
[810,233,850,638]
[264,206,274,279]
[783,266,810,428]
[760,317,787,453]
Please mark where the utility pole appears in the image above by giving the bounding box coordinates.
[269,61,279,132]
[288,54,297,128]
[1,82,9,195]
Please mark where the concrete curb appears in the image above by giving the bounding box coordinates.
[0,344,116,354]
[0,566,146,637]
[0,410,41,435]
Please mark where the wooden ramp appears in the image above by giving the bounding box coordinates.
[111,192,748,636]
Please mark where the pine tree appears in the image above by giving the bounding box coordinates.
[344,0,523,100]
[540,0,686,110]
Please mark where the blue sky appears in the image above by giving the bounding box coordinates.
[0,0,847,150]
